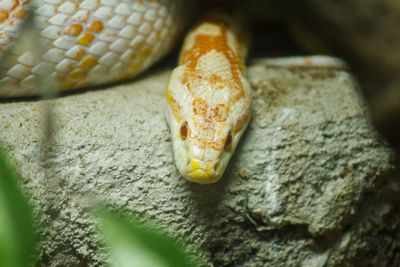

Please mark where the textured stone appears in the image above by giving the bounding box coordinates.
[285,0,400,151]
[0,58,399,266]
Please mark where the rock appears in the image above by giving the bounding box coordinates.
[0,57,399,266]
[284,0,400,151]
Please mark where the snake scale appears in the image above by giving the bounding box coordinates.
[0,0,185,96]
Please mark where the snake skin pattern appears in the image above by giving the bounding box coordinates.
[166,13,252,183]
[0,0,184,97]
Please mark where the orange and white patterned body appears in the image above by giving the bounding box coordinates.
[166,13,252,183]
[0,0,184,97]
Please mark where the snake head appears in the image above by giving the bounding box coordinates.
[166,66,251,184]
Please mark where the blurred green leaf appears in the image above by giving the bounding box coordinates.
[0,149,37,267]
[98,211,192,267]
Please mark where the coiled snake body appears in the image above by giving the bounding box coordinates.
[0,0,252,183]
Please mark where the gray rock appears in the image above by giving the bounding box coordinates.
[286,0,400,151]
[0,57,398,266]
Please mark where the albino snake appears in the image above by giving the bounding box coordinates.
[0,0,252,183]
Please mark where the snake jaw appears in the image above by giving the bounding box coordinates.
[175,146,231,184]
[185,158,220,183]
[169,127,228,184]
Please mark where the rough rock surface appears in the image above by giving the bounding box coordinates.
[285,0,400,150]
[0,58,399,266]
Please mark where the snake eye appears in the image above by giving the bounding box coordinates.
[180,121,188,140]
[224,131,232,150]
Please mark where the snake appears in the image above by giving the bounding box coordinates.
[0,0,252,184]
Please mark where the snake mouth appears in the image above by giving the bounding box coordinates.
[184,158,221,184]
